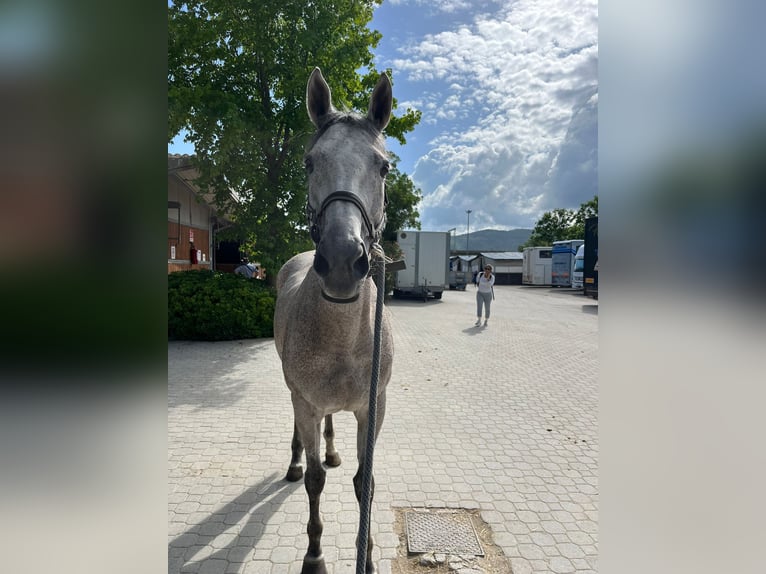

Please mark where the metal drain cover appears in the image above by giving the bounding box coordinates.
[404,510,484,556]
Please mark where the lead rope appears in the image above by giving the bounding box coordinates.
[356,242,387,574]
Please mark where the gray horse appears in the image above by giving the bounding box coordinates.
[273,68,394,574]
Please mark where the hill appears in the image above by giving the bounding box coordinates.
[450,228,532,252]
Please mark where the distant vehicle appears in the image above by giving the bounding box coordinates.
[448,257,469,291]
[522,247,553,285]
[393,230,450,300]
[571,245,585,289]
[551,239,584,287]
[583,217,598,299]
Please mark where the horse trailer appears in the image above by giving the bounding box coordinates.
[393,230,450,300]
[522,247,553,285]
[551,239,584,287]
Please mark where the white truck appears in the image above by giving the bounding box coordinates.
[393,230,450,300]
[571,244,585,289]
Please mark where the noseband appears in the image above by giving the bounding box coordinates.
[306,190,387,304]
[306,190,387,246]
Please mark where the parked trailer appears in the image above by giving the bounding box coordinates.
[393,230,450,300]
[522,247,553,285]
[551,239,584,287]
[583,217,598,299]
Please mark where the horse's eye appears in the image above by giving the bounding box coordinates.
[304,157,314,174]
[380,162,390,178]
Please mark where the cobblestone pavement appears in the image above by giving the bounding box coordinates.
[169,285,598,574]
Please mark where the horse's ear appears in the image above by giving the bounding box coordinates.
[307,67,333,128]
[368,72,392,132]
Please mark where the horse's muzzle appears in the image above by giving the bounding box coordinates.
[313,240,369,302]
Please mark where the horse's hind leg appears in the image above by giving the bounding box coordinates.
[352,392,387,574]
[285,421,304,482]
[323,414,341,467]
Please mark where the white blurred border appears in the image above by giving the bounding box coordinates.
[0,384,166,574]
[601,0,766,572]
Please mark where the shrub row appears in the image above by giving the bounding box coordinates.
[168,270,276,340]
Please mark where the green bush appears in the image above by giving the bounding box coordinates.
[168,270,276,340]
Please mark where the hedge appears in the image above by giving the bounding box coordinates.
[168,270,276,340]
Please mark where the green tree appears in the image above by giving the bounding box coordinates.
[567,195,598,240]
[524,208,575,247]
[168,0,421,272]
[522,195,598,247]
[382,154,422,241]
[377,154,422,294]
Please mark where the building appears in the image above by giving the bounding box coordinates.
[479,252,524,285]
[167,154,235,273]
[449,255,477,273]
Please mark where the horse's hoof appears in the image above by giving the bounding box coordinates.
[301,555,327,574]
[325,452,342,467]
[285,465,303,482]
[365,563,377,574]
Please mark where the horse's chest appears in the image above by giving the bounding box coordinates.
[283,333,370,379]
[282,328,377,409]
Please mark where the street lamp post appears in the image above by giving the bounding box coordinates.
[466,210,472,253]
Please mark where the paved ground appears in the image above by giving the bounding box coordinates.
[169,285,598,574]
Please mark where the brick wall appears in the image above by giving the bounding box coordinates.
[168,262,212,274]
[168,223,210,262]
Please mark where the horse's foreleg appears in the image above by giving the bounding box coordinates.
[303,430,327,574]
[352,465,375,574]
[323,414,342,467]
[293,403,328,574]
[285,421,304,482]
[353,392,387,574]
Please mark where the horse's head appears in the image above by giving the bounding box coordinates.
[304,67,392,303]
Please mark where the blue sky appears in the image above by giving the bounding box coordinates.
[169,0,598,232]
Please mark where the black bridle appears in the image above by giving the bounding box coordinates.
[306,190,387,247]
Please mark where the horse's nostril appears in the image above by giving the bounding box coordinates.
[314,242,368,282]
[353,251,370,280]
[313,251,330,277]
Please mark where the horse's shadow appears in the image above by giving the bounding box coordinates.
[169,473,301,574]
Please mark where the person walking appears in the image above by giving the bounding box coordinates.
[475,264,495,326]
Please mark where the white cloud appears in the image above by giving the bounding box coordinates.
[386,0,598,230]
[396,99,423,111]
[388,0,503,15]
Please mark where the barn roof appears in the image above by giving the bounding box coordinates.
[481,251,524,260]
[450,255,477,262]
[168,154,242,212]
